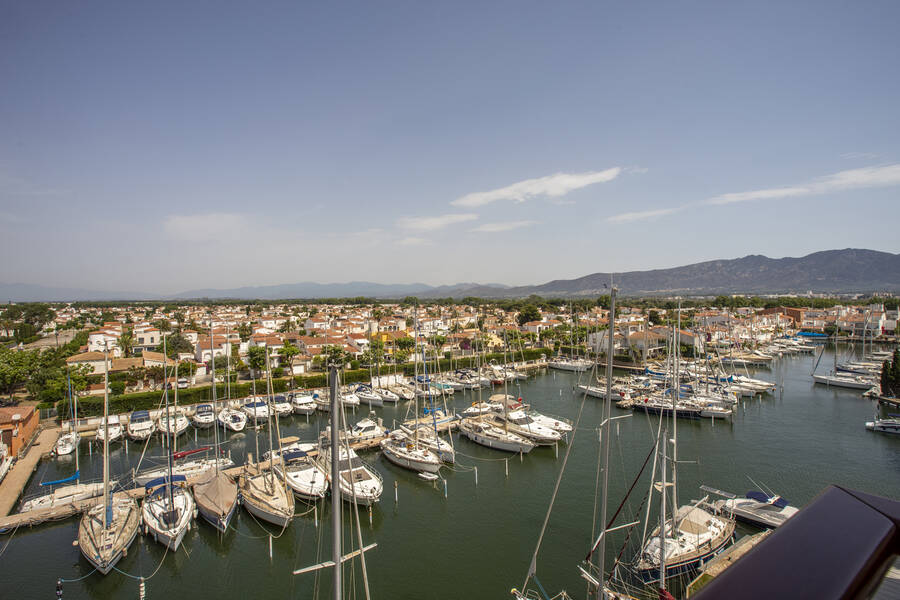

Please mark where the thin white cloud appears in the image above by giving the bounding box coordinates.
[396,237,429,246]
[707,186,811,205]
[840,152,878,160]
[707,163,900,206]
[452,168,622,207]
[469,220,537,233]
[606,207,682,224]
[396,213,477,231]
[164,212,246,242]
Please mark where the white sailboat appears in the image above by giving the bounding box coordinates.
[217,335,247,432]
[142,336,196,551]
[634,317,734,586]
[55,371,79,456]
[25,372,107,513]
[78,349,141,575]
[513,288,636,600]
[238,348,295,527]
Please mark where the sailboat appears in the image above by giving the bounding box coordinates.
[157,362,190,436]
[217,331,248,432]
[382,309,445,474]
[459,313,534,454]
[24,372,107,513]
[55,370,79,456]
[238,346,295,527]
[634,313,734,586]
[78,348,141,575]
[142,336,196,551]
[193,328,239,533]
[512,288,636,600]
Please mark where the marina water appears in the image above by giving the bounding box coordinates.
[2,345,898,599]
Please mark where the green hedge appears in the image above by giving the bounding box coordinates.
[55,348,552,417]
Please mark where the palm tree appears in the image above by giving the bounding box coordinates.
[117,330,134,358]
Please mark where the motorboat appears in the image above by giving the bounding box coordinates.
[490,410,562,445]
[865,418,900,435]
[217,407,247,432]
[291,392,316,415]
[242,398,271,422]
[317,443,383,506]
[190,403,216,429]
[157,407,189,436]
[272,443,329,500]
[272,394,293,417]
[127,410,154,440]
[96,415,123,443]
[713,491,799,529]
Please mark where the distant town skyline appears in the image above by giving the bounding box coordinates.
[2,2,899,294]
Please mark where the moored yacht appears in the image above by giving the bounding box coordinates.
[127,410,154,440]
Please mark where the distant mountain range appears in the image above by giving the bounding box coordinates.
[3,249,898,302]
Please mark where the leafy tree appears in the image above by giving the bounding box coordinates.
[237,323,252,341]
[395,336,415,352]
[109,381,126,396]
[279,341,300,370]
[247,346,268,374]
[160,333,194,358]
[517,304,541,326]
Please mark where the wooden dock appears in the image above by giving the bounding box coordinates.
[0,426,60,519]
[0,424,450,532]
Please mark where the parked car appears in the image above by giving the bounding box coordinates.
[177,378,189,389]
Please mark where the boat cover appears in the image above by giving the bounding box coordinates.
[747,490,788,508]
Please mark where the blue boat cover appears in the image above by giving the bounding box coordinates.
[41,470,80,486]
[797,331,828,338]
[144,474,188,490]
[747,490,788,508]
[131,410,150,419]
[282,450,308,461]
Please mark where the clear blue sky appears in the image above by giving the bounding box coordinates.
[1,1,898,294]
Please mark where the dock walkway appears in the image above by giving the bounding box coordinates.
[0,427,60,519]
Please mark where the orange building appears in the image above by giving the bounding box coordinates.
[0,406,39,456]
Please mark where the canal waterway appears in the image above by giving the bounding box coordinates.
[1,345,898,599]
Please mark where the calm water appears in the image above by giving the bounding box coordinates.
[2,346,899,599]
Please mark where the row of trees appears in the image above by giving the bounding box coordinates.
[880,350,900,398]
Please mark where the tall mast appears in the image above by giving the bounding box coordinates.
[595,286,616,599]
[673,300,680,512]
[163,336,175,512]
[328,364,342,600]
[69,367,79,484]
[173,360,179,455]
[264,346,276,488]
[210,325,220,473]
[102,347,111,528]
[413,306,419,444]
[659,429,668,590]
